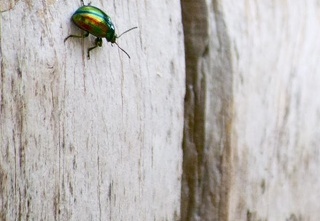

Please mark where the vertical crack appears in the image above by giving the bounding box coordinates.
[180,0,233,220]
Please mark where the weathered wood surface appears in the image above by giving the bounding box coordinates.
[0,0,185,220]
[227,2,320,220]
[181,0,320,220]
[2,0,320,220]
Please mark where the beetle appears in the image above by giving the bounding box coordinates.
[64,0,137,59]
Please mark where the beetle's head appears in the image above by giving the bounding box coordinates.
[109,35,117,44]
[106,30,117,43]
[109,27,138,59]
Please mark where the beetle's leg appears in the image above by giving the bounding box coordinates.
[81,0,91,6]
[64,31,89,43]
[87,37,102,59]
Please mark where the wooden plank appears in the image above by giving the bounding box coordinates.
[0,1,185,220]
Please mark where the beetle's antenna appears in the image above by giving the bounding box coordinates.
[115,42,131,59]
[114,27,137,58]
[118,27,138,38]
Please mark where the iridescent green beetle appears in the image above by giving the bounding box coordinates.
[64,0,137,59]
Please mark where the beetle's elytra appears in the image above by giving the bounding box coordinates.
[64,0,137,59]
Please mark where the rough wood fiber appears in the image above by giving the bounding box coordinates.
[0,0,185,220]
[181,1,232,220]
[226,1,320,220]
[181,0,320,220]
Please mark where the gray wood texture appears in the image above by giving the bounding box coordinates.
[2,0,320,220]
[181,0,320,220]
[0,0,185,220]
